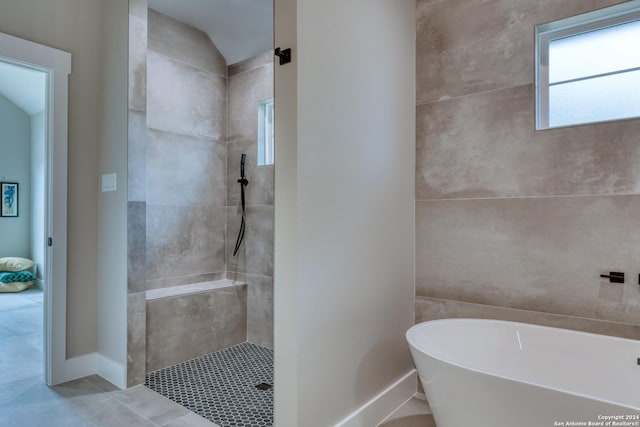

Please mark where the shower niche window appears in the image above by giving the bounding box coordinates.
[535,0,640,129]
[258,98,274,166]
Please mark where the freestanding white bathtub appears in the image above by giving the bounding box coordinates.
[406,319,640,427]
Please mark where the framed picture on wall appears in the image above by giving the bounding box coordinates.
[1,182,18,217]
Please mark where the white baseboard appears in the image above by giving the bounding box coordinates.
[63,352,97,383]
[60,352,125,389]
[334,370,417,427]
[96,354,126,390]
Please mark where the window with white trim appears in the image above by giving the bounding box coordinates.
[536,1,640,129]
[258,98,274,166]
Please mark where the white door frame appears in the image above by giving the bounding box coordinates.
[0,32,71,386]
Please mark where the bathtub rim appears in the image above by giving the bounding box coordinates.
[406,318,640,411]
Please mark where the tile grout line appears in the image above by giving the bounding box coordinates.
[107,385,193,427]
[103,394,164,427]
[228,61,273,80]
[148,49,227,80]
[415,192,640,202]
[415,81,533,107]
[415,295,640,328]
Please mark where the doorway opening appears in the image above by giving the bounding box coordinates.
[0,31,71,386]
[0,59,47,389]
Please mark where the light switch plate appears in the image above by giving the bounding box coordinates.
[101,173,117,192]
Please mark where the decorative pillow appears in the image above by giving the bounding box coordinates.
[0,271,36,283]
[0,257,35,272]
[0,281,34,293]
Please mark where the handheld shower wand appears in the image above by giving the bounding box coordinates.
[239,154,248,184]
[233,154,249,256]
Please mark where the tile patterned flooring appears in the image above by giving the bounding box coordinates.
[0,288,43,386]
[145,343,273,427]
[0,375,217,427]
[0,289,216,427]
[1,290,432,427]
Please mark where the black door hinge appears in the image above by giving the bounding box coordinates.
[274,47,291,65]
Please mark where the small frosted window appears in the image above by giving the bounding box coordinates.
[258,99,274,166]
[549,69,640,128]
[548,20,640,84]
[536,2,640,129]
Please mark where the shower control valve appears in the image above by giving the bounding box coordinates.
[600,272,624,283]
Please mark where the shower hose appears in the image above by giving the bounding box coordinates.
[233,153,248,257]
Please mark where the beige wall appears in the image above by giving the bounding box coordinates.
[97,0,128,387]
[0,0,102,357]
[272,0,298,422]
[274,0,416,425]
[415,0,640,337]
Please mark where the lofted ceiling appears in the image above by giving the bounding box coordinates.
[148,0,273,66]
[0,60,46,116]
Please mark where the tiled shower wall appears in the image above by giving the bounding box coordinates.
[127,0,148,388]
[126,0,274,385]
[415,0,640,338]
[145,9,228,290]
[226,52,275,349]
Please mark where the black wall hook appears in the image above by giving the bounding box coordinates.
[274,47,291,65]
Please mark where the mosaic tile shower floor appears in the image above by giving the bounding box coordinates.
[145,342,273,427]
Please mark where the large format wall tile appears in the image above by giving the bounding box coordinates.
[127,0,147,389]
[416,85,640,200]
[128,109,146,202]
[129,13,147,111]
[226,206,274,277]
[416,0,625,104]
[416,196,640,326]
[127,292,146,387]
[128,202,146,294]
[225,51,275,352]
[146,205,226,283]
[146,285,247,372]
[228,50,273,78]
[127,2,233,388]
[415,297,640,340]
[227,139,274,207]
[227,64,274,142]
[148,9,227,76]
[414,0,639,343]
[227,272,273,349]
[147,52,226,141]
[147,129,226,207]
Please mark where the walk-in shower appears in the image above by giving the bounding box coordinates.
[126,0,275,424]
